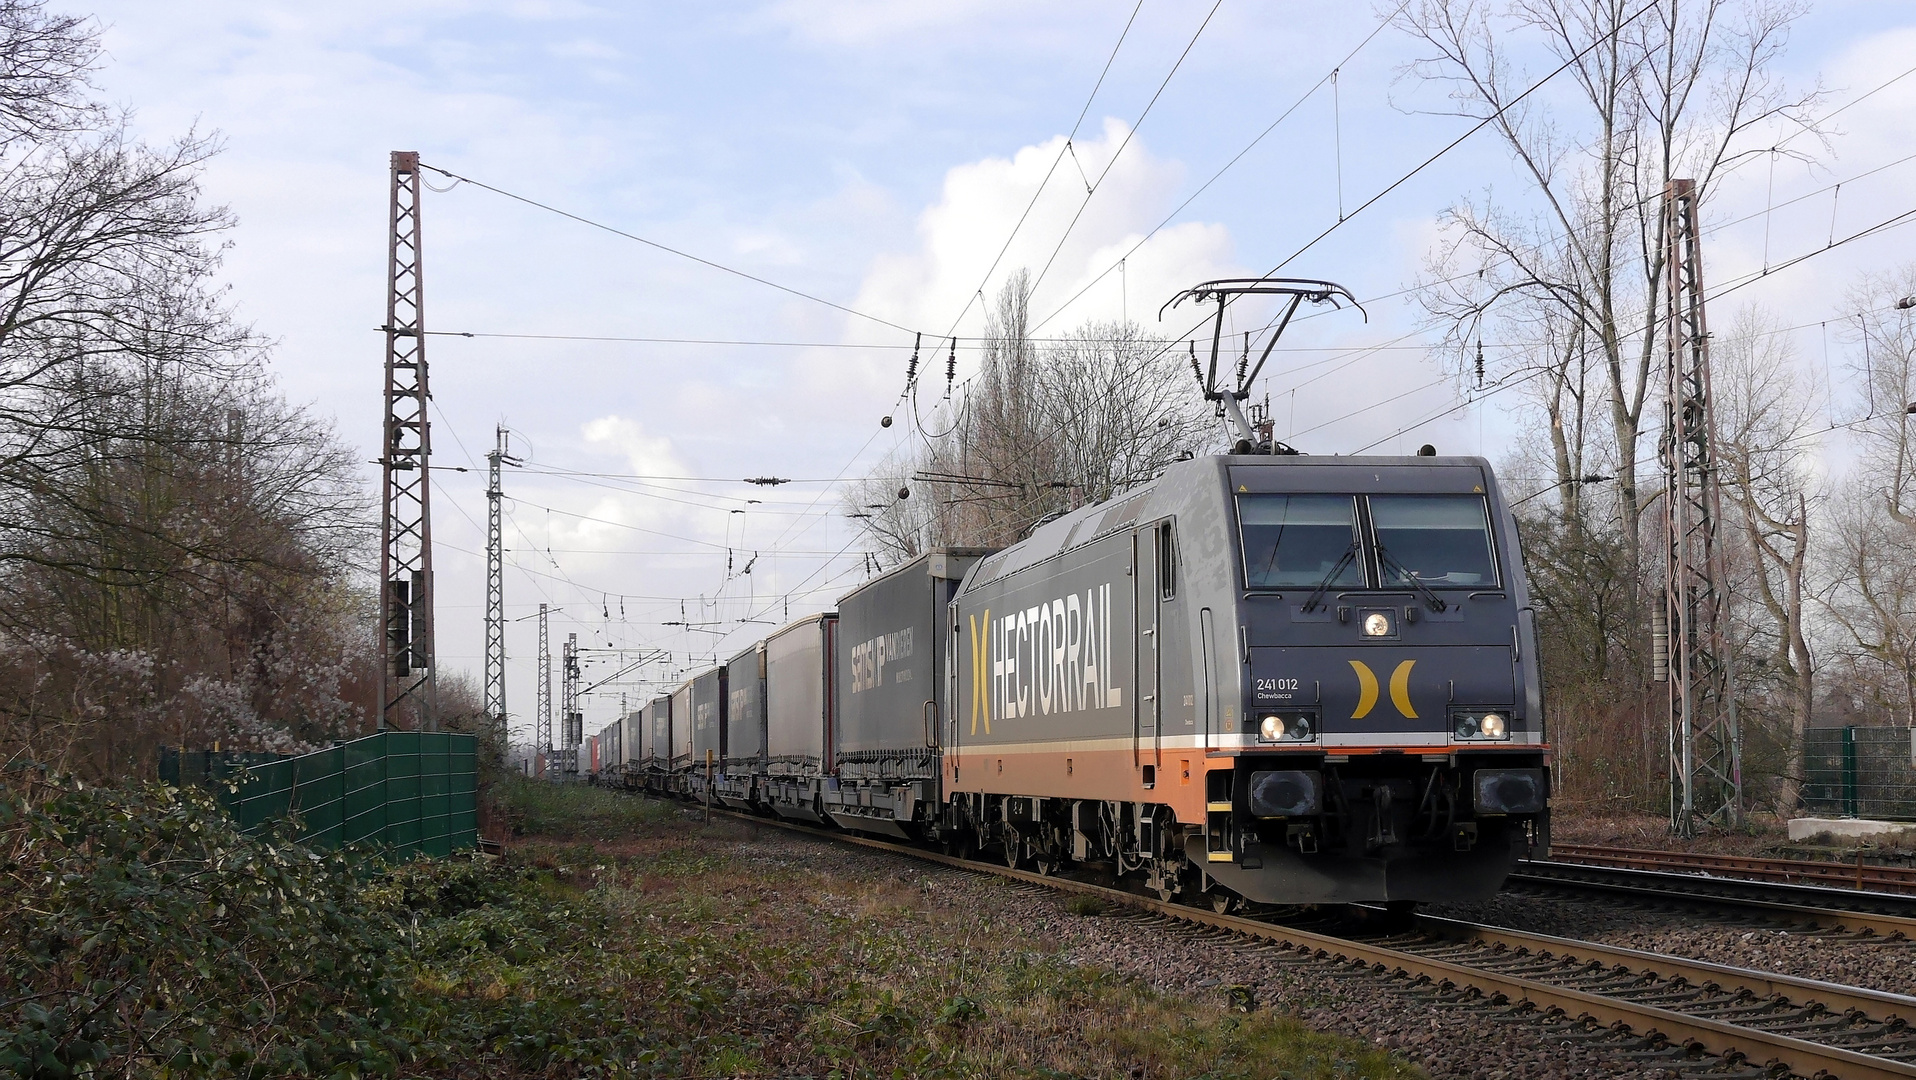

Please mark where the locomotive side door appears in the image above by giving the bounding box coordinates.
[1133,529,1161,774]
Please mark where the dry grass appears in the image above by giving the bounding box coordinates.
[510,799,1423,1080]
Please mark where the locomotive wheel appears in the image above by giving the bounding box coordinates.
[1033,852,1061,877]
[1208,890,1238,915]
[1001,826,1023,869]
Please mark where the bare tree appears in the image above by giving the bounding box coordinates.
[852,273,1213,561]
[0,3,378,778]
[1821,489,1916,734]
[1845,267,1916,531]
[1816,267,1916,737]
[1399,0,1817,563]
[1714,306,1820,814]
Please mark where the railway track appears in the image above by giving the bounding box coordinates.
[673,803,1916,1080]
[1515,859,1916,939]
[1551,843,1916,897]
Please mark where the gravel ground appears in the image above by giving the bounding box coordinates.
[727,826,1735,1080]
[1426,888,1916,998]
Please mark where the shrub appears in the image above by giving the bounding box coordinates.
[0,775,413,1078]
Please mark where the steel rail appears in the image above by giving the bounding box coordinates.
[683,804,1916,1080]
[1553,842,1916,895]
[1416,913,1916,1024]
[1515,862,1916,939]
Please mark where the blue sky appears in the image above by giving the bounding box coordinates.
[84,0,1916,739]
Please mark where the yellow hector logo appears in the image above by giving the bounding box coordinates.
[969,610,991,735]
[1347,659,1418,719]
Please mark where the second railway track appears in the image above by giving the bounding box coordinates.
[1514,858,1916,938]
[1550,843,1916,897]
[674,801,1916,1080]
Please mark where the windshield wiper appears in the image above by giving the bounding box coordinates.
[1301,543,1359,613]
[1375,543,1448,613]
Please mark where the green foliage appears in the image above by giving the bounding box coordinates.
[0,777,411,1078]
[492,777,675,841]
[1063,893,1110,916]
[0,777,741,1079]
[1,777,1420,1079]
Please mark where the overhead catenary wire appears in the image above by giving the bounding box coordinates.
[417,161,922,338]
[939,0,1148,340]
[1343,214,1916,454]
[438,12,1916,697]
[1031,0,1667,415]
[422,326,1484,353]
[1030,0,1414,333]
[1024,1,1225,309]
[1108,2,1906,440]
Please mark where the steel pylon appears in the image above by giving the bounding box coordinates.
[483,426,520,744]
[1659,178,1743,836]
[562,633,581,777]
[536,603,552,779]
[378,150,437,731]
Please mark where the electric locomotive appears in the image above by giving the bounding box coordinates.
[943,450,1548,905]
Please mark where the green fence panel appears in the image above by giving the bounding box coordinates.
[385,732,422,851]
[343,736,388,848]
[449,739,478,850]
[169,732,478,857]
[1802,726,1916,820]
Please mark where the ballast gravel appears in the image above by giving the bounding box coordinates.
[722,826,1737,1080]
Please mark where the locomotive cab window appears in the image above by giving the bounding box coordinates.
[1238,494,1365,590]
[1368,494,1498,587]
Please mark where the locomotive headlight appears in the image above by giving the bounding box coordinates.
[1255,712,1315,742]
[1451,709,1513,740]
[1362,612,1392,637]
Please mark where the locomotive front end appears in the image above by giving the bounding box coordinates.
[1200,458,1548,905]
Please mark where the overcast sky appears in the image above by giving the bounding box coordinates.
[82,0,1916,741]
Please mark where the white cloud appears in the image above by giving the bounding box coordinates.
[581,414,686,475]
[850,118,1241,340]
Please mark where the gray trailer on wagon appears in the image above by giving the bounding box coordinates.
[826,549,990,836]
[762,612,835,822]
[716,643,767,809]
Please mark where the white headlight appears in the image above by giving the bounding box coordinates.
[1260,715,1282,740]
[1480,713,1506,738]
[1362,612,1391,637]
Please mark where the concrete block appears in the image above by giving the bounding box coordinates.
[1787,817,1916,842]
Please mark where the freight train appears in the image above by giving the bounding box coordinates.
[588,449,1549,908]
